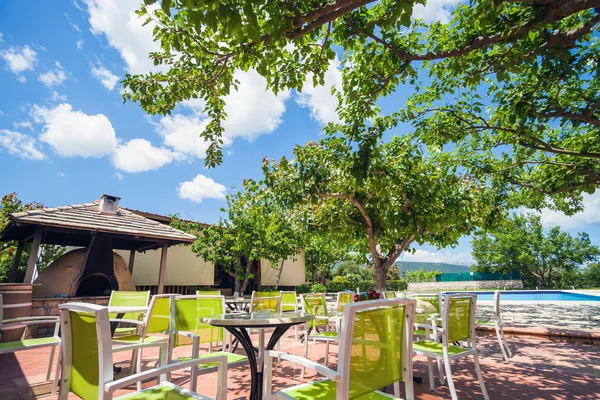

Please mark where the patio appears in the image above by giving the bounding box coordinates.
[1,329,599,400]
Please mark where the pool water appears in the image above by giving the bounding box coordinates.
[445,290,600,302]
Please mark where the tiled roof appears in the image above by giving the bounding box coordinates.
[7,202,196,243]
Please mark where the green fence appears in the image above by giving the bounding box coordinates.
[435,271,521,282]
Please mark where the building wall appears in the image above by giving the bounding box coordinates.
[407,280,524,291]
[116,245,215,286]
[260,249,306,286]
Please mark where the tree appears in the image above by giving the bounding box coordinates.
[471,213,600,288]
[173,182,301,294]
[0,193,66,283]
[262,133,501,291]
[304,232,355,284]
[124,0,600,209]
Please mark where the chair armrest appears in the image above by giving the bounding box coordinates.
[265,350,340,381]
[164,330,199,339]
[414,323,436,330]
[3,316,59,324]
[109,319,144,325]
[104,356,228,393]
[2,316,59,329]
[112,341,167,353]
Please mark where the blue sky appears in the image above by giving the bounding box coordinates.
[1,0,599,266]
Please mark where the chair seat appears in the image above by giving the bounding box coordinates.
[0,337,60,352]
[413,340,470,356]
[114,327,138,335]
[176,351,248,370]
[112,334,167,344]
[310,331,338,340]
[116,381,211,399]
[280,379,396,399]
[475,320,496,326]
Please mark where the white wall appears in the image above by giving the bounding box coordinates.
[116,245,215,286]
[260,249,306,286]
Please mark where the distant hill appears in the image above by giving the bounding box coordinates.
[394,261,471,273]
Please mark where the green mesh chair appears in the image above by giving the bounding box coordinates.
[197,290,222,296]
[108,290,150,337]
[250,291,282,312]
[332,291,353,332]
[281,291,299,341]
[476,291,512,362]
[58,302,227,400]
[413,294,490,400]
[0,294,61,394]
[382,291,405,299]
[169,295,248,389]
[264,298,417,400]
[300,293,339,378]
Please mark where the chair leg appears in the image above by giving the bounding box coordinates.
[473,351,490,400]
[46,345,56,382]
[51,349,61,395]
[496,321,511,360]
[427,357,435,391]
[324,341,330,367]
[437,358,445,384]
[443,353,458,400]
[136,348,143,391]
[301,335,309,379]
[130,348,138,373]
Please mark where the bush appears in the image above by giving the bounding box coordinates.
[327,279,353,292]
[357,280,375,292]
[296,283,312,294]
[311,283,327,293]
[387,279,408,291]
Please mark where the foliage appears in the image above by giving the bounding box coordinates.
[327,279,352,293]
[125,1,600,212]
[295,283,312,294]
[262,133,501,290]
[172,181,301,294]
[472,214,600,289]
[405,268,441,283]
[310,283,327,293]
[386,280,408,291]
[304,232,355,284]
[580,263,600,288]
[1,193,65,283]
[353,289,380,302]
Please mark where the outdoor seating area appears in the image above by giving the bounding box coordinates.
[1,289,599,399]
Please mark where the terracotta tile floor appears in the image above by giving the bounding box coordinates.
[1,330,599,399]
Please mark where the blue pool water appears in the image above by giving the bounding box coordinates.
[445,290,600,301]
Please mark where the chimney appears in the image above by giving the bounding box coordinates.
[98,194,121,215]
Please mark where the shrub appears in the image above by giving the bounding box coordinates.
[311,283,327,293]
[387,279,408,291]
[327,279,353,292]
[296,283,312,294]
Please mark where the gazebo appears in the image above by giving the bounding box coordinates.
[0,194,196,294]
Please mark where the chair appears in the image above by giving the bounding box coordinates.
[300,293,338,378]
[413,294,490,400]
[197,290,222,295]
[476,291,512,362]
[264,298,416,399]
[111,294,175,388]
[383,291,405,299]
[108,290,150,337]
[169,295,248,388]
[281,291,299,341]
[332,291,353,332]
[58,302,227,400]
[250,291,283,353]
[0,294,61,394]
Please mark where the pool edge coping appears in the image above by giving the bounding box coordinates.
[476,324,600,344]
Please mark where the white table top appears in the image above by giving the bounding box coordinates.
[107,306,148,313]
[201,311,314,327]
[225,298,251,303]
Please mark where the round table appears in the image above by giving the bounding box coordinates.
[225,298,251,312]
[201,311,314,400]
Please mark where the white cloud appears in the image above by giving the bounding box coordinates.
[412,0,463,24]
[91,63,119,90]
[0,33,3,43]
[57,172,66,178]
[1,45,37,81]
[84,0,161,74]
[528,192,600,230]
[51,91,67,102]
[178,174,227,203]
[0,129,44,160]
[115,172,123,180]
[65,13,81,32]
[156,114,211,159]
[13,121,33,131]
[399,249,473,265]
[38,62,67,87]
[295,58,342,125]
[31,103,118,157]
[76,39,85,50]
[112,138,174,173]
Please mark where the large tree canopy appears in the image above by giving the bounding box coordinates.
[261,132,502,290]
[124,0,600,210]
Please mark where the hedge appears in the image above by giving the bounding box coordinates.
[325,279,408,293]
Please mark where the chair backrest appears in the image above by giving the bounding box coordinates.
[493,291,501,321]
[172,295,225,347]
[145,294,177,335]
[383,291,404,299]
[300,293,329,328]
[337,299,416,399]
[108,290,150,322]
[197,290,222,295]
[58,303,113,400]
[443,294,477,344]
[250,291,282,313]
[280,291,297,312]
[336,291,353,313]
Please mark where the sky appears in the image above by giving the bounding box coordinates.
[1,0,599,266]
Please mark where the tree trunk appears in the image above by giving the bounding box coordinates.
[275,260,285,289]
[374,263,388,292]
[234,276,242,295]
[240,259,254,294]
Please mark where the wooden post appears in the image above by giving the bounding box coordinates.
[9,241,24,283]
[157,243,168,294]
[24,230,42,283]
[128,250,136,274]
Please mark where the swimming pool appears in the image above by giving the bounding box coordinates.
[445,290,600,302]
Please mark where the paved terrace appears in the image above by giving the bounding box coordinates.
[1,329,599,400]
